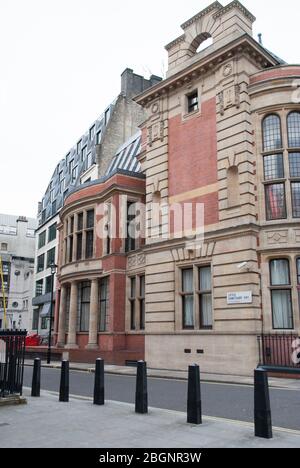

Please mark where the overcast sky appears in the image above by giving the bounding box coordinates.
[0,0,299,219]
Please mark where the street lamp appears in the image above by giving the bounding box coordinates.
[47,263,57,365]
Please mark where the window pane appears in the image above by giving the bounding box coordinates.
[86,231,94,258]
[270,259,290,286]
[272,290,293,329]
[36,280,43,296]
[263,115,282,151]
[130,301,135,330]
[263,154,284,180]
[288,112,300,148]
[126,202,136,253]
[76,233,82,261]
[183,295,194,328]
[77,213,83,231]
[291,183,300,217]
[140,275,145,298]
[69,236,73,263]
[140,299,145,331]
[47,248,55,267]
[289,153,300,177]
[188,92,199,113]
[200,293,213,328]
[48,223,57,242]
[140,276,145,331]
[182,269,193,293]
[265,184,286,220]
[80,303,90,332]
[39,231,46,248]
[45,276,52,294]
[199,266,211,291]
[99,278,109,332]
[87,210,95,229]
[297,258,300,285]
[131,278,136,298]
[79,283,91,332]
[70,217,74,233]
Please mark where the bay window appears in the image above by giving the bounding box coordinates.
[262,112,300,220]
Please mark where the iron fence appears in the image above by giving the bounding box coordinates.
[258,334,300,369]
[0,331,26,397]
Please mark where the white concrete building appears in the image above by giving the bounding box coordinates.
[0,214,37,330]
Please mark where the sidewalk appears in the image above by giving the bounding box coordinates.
[24,360,300,390]
[0,389,300,448]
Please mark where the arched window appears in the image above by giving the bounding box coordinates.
[262,115,282,151]
[0,243,7,252]
[287,112,300,147]
[227,166,240,208]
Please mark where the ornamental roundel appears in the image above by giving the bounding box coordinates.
[223,63,233,77]
[151,102,159,115]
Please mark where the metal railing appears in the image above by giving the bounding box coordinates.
[258,333,300,369]
[0,331,26,397]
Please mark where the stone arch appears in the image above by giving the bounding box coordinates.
[189,32,213,55]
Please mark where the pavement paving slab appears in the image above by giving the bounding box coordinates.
[0,389,300,448]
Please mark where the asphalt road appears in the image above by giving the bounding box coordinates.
[23,366,300,431]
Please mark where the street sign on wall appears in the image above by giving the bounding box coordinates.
[227,291,253,305]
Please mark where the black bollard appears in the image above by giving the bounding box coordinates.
[59,360,69,403]
[254,368,273,439]
[94,358,105,406]
[135,361,148,414]
[31,358,41,397]
[187,364,202,425]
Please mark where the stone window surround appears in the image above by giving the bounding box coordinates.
[175,261,214,332]
[181,83,202,121]
[262,253,300,332]
[126,272,145,333]
[260,109,300,222]
[63,204,96,266]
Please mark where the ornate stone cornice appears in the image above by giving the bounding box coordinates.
[181,1,222,30]
[213,1,256,23]
[135,35,278,106]
[165,34,186,52]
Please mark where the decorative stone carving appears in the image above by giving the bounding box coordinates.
[137,253,146,266]
[223,63,233,77]
[295,230,300,243]
[218,92,224,116]
[235,84,241,108]
[266,230,288,245]
[128,253,146,270]
[171,242,216,262]
[128,256,137,269]
[218,84,241,114]
[148,121,164,147]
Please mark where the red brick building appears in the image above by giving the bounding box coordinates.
[54,1,300,374]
